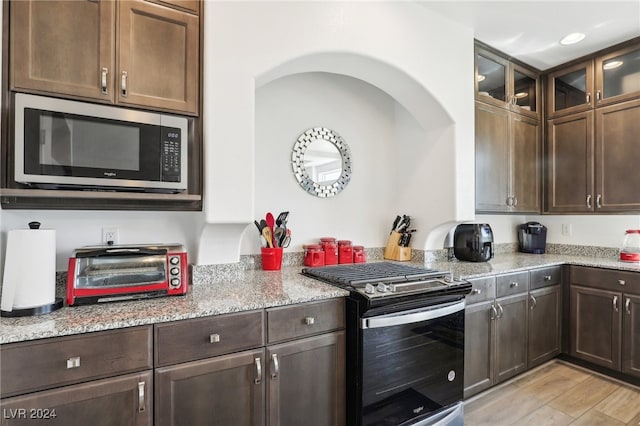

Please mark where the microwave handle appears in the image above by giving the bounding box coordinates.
[75,248,167,258]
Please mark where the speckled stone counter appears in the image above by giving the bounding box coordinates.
[0,268,348,344]
[3,249,639,345]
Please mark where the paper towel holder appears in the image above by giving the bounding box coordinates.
[1,221,64,317]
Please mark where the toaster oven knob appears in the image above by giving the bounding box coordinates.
[376,283,388,293]
[169,256,180,265]
[364,284,375,294]
[170,267,180,275]
[170,278,181,287]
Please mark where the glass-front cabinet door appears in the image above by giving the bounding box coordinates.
[547,60,594,118]
[595,44,640,107]
[475,46,539,118]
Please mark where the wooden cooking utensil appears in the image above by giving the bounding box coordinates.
[262,227,274,248]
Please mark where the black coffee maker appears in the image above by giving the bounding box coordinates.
[517,222,547,254]
[453,223,494,262]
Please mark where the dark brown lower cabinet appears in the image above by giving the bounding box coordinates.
[528,285,562,368]
[155,348,265,426]
[623,294,640,378]
[494,293,528,383]
[267,332,345,426]
[0,371,152,426]
[463,300,494,398]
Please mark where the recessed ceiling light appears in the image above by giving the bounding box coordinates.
[477,74,486,82]
[603,60,623,70]
[560,32,586,45]
[514,92,528,99]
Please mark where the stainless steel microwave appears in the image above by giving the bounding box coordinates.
[14,93,188,192]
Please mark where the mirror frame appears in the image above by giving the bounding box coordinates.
[291,127,352,197]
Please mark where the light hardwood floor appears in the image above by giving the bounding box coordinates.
[464,360,640,426]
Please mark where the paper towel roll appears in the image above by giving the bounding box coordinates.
[1,228,56,311]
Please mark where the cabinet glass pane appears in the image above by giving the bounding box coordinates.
[514,70,536,112]
[477,54,506,102]
[554,69,587,111]
[602,48,640,99]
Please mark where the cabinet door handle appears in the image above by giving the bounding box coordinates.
[596,194,602,209]
[270,354,279,379]
[497,303,504,319]
[513,197,518,207]
[626,298,632,315]
[490,305,498,320]
[254,357,262,384]
[209,333,220,343]
[121,71,128,97]
[530,294,537,310]
[506,196,512,207]
[544,275,552,281]
[596,90,601,102]
[304,316,315,325]
[137,381,145,413]
[101,67,108,95]
[613,296,619,312]
[586,92,591,104]
[586,195,592,209]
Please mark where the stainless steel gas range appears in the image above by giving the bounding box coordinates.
[302,262,471,426]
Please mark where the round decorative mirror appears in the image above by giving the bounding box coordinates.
[291,127,352,197]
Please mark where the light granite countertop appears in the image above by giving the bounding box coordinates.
[2,250,639,345]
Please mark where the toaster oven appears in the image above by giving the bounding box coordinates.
[66,244,189,306]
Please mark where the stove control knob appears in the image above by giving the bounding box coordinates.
[364,284,376,294]
[377,283,388,293]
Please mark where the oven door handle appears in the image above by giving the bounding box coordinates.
[360,299,465,329]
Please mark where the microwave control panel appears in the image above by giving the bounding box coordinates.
[161,127,182,182]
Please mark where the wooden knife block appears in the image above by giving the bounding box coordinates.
[384,231,412,261]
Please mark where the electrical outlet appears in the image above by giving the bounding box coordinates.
[102,227,119,245]
[561,223,572,236]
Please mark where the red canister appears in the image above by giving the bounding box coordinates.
[338,240,353,264]
[353,245,366,263]
[320,237,338,265]
[304,244,325,267]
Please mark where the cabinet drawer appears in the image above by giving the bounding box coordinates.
[466,276,496,304]
[496,271,529,298]
[0,326,152,398]
[570,266,640,293]
[267,298,345,344]
[155,310,264,366]
[530,266,563,290]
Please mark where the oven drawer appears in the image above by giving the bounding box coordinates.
[496,271,529,297]
[0,326,152,398]
[155,310,264,366]
[466,276,496,304]
[267,298,345,344]
[530,266,563,290]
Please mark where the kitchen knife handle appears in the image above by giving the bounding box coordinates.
[270,354,279,379]
[121,71,128,97]
[101,67,108,95]
[254,357,262,384]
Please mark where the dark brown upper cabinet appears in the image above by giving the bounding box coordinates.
[475,46,540,120]
[547,44,640,118]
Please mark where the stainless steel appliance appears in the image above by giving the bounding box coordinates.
[66,244,189,306]
[453,223,494,262]
[14,93,188,192]
[302,262,471,426]
[517,221,547,254]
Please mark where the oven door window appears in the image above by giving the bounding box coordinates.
[74,254,167,288]
[361,301,464,426]
[23,109,162,181]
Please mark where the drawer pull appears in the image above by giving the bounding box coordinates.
[613,296,619,312]
[271,354,279,379]
[209,334,220,343]
[618,280,626,286]
[626,298,631,315]
[66,357,81,369]
[254,357,262,384]
[510,282,519,288]
[138,381,145,413]
[471,288,481,295]
[543,275,552,281]
[304,316,315,325]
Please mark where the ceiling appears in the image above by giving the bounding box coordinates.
[419,1,640,70]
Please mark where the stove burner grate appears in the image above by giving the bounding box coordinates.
[302,262,447,286]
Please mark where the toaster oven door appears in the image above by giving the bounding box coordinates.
[73,251,168,289]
